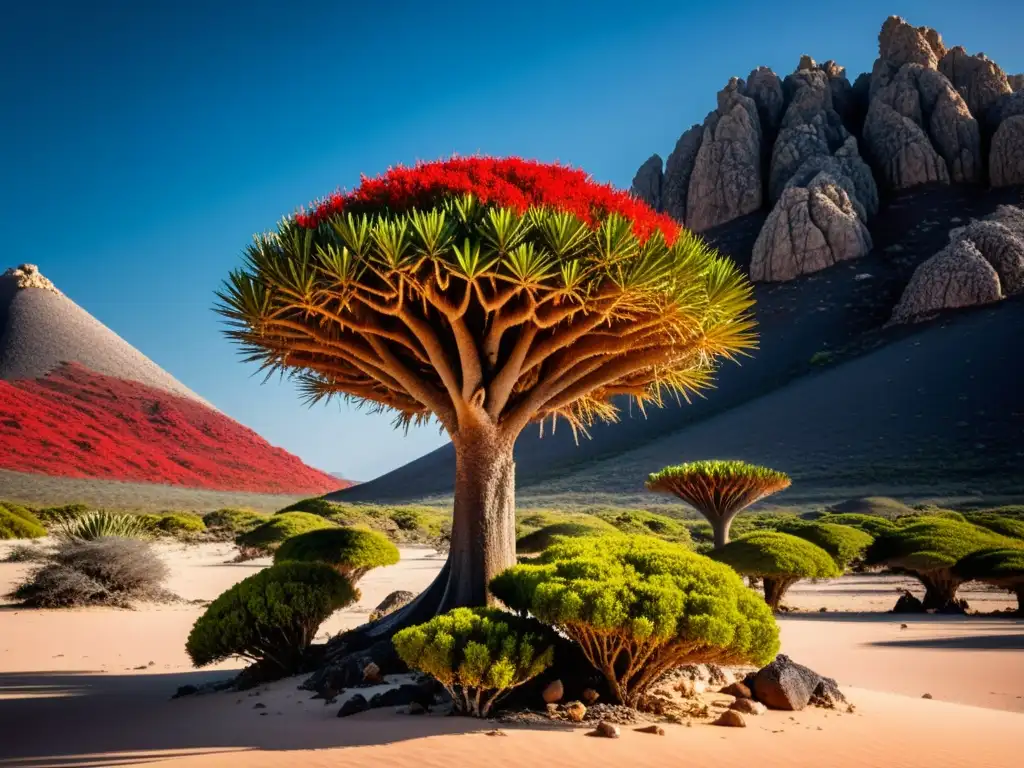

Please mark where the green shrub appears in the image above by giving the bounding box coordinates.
[151,513,207,538]
[235,512,336,557]
[1,502,41,524]
[712,531,840,610]
[393,607,555,717]
[202,508,266,535]
[277,497,340,517]
[966,505,1024,519]
[962,513,1024,540]
[865,518,1011,609]
[0,507,47,540]
[8,537,170,607]
[54,511,152,541]
[186,561,355,673]
[646,460,791,549]
[954,548,1024,613]
[602,509,692,545]
[820,513,898,537]
[490,535,778,706]
[826,497,916,519]
[515,520,617,554]
[900,507,966,523]
[274,527,399,582]
[771,521,874,570]
[34,503,91,526]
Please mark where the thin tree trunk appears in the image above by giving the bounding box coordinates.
[712,511,737,550]
[1013,585,1023,616]
[763,577,795,611]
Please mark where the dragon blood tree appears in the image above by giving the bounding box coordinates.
[646,460,791,549]
[217,157,756,633]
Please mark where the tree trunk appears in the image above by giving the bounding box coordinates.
[445,425,517,607]
[1013,585,1023,616]
[763,577,795,611]
[713,514,736,550]
[920,571,961,610]
[335,422,516,650]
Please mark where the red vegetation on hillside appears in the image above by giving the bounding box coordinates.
[294,156,681,243]
[0,363,344,495]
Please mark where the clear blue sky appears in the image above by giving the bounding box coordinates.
[2,1,1021,481]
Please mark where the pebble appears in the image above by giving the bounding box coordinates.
[635,725,665,736]
[922,693,933,699]
[713,710,746,728]
[591,721,620,738]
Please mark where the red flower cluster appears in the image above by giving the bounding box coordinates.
[0,363,345,495]
[294,156,681,243]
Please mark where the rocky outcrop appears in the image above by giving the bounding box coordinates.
[892,204,1024,324]
[686,78,763,231]
[752,654,824,711]
[870,16,946,97]
[751,172,872,282]
[990,93,1024,186]
[1,264,61,295]
[939,47,1012,123]
[630,154,663,211]
[1010,74,1024,93]
[662,125,704,222]
[890,239,1001,324]
[863,100,950,190]
[744,66,785,143]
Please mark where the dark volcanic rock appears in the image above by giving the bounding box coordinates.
[368,682,434,710]
[337,694,369,718]
[662,125,704,223]
[630,154,663,211]
[752,654,821,711]
[304,637,403,694]
[369,590,416,622]
[809,677,848,709]
[892,590,926,613]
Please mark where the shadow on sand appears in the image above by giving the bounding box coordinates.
[0,669,531,767]
[868,634,1024,651]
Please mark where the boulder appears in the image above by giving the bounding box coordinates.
[303,637,401,694]
[870,16,946,97]
[368,682,434,709]
[713,710,747,727]
[720,681,753,699]
[990,116,1024,187]
[750,173,872,282]
[542,679,564,704]
[662,124,704,223]
[337,694,369,718]
[950,220,1024,294]
[939,46,1012,123]
[729,698,767,715]
[889,238,1003,324]
[783,148,876,221]
[565,700,587,722]
[369,590,416,622]
[892,590,926,613]
[591,720,620,738]
[809,677,848,709]
[630,154,663,211]
[752,654,821,711]
[686,78,763,231]
[863,100,949,191]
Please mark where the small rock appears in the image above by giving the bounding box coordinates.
[719,681,752,699]
[892,591,926,614]
[635,724,665,735]
[337,694,370,718]
[485,729,507,737]
[362,662,382,684]
[546,702,559,717]
[582,688,600,705]
[922,693,933,699]
[542,679,564,704]
[713,710,747,727]
[819,607,828,613]
[854,273,873,280]
[407,701,426,715]
[172,685,198,699]
[901,623,909,629]
[730,698,767,716]
[565,701,587,723]
[253,703,266,709]
[591,721,620,738]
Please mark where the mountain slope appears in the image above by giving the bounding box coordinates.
[0,264,346,497]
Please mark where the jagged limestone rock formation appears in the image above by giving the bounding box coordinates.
[744,66,785,143]
[686,78,763,231]
[662,125,704,223]
[870,15,946,96]
[990,93,1024,187]
[630,154,663,211]
[890,205,1024,324]
[939,47,1012,124]
[750,172,872,282]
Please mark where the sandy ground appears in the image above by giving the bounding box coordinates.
[1,541,1022,767]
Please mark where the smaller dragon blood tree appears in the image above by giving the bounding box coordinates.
[218,157,756,639]
[646,460,791,549]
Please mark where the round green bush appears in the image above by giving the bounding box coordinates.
[826,497,916,519]
[0,507,47,540]
[712,531,840,610]
[186,561,356,673]
[772,521,874,569]
[515,520,617,554]
[820,513,898,537]
[235,512,336,556]
[490,535,778,706]
[864,518,1011,609]
[274,527,399,582]
[151,513,206,537]
[33,503,90,526]
[962,513,1024,540]
[603,509,693,545]
[202,508,266,534]
[275,497,340,517]
[393,607,555,717]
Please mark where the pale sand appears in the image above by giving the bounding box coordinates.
[1,541,1022,767]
